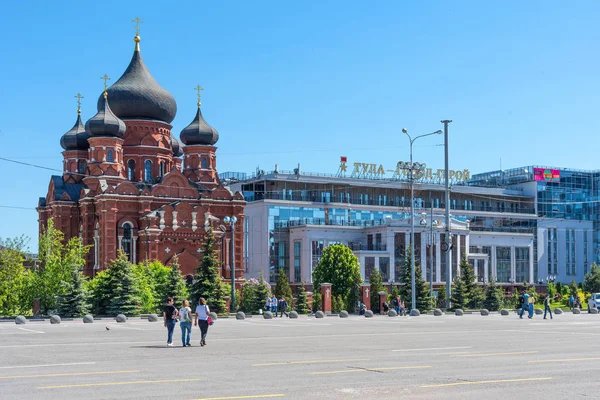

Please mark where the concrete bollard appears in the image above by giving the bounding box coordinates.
[339,310,349,318]
[455,309,464,316]
[573,308,581,314]
[480,309,490,316]
[236,311,246,320]
[433,309,443,316]
[554,308,563,314]
[387,309,398,317]
[148,314,159,322]
[15,316,27,325]
[500,309,510,316]
[83,315,94,323]
[315,311,325,319]
[116,314,127,323]
[410,309,420,317]
[263,311,274,319]
[50,315,61,324]
[289,311,299,319]
[534,308,543,315]
[364,310,374,318]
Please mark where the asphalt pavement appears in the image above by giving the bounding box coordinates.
[0,311,599,400]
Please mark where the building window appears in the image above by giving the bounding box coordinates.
[584,231,589,275]
[365,257,375,281]
[78,161,86,174]
[566,229,576,275]
[144,160,152,182]
[127,159,136,181]
[294,242,301,283]
[106,150,114,162]
[311,240,324,275]
[394,232,406,281]
[496,247,511,283]
[93,226,99,270]
[121,223,133,263]
[515,247,529,283]
[159,161,165,177]
[379,257,390,282]
[201,157,208,169]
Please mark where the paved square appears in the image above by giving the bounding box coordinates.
[1,312,599,399]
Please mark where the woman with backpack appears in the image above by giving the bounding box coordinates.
[179,299,192,347]
[194,297,210,347]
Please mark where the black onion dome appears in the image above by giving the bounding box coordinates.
[179,107,219,146]
[171,135,184,157]
[98,38,177,123]
[60,112,90,150]
[85,95,126,138]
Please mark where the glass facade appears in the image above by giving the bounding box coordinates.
[566,229,576,276]
[515,247,529,283]
[365,257,375,281]
[547,228,558,275]
[293,242,301,283]
[380,257,390,282]
[496,247,511,283]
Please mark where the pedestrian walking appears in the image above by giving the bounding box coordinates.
[519,290,529,319]
[399,299,406,316]
[393,296,400,314]
[569,295,575,310]
[279,296,289,317]
[265,297,272,313]
[163,297,179,347]
[528,292,535,318]
[194,297,210,347]
[179,299,192,346]
[543,294,553,320]
[270,295,278,316]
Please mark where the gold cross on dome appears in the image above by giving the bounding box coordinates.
[194,84,203,105]
[132,17,143,36]
[101,74,111,91]
[74,93,84,112]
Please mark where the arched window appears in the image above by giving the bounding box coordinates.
[106,150,114,163]
[121,223,133,262]
[78,161,86,174]
[159,161,165,177]
[127,159,136,181]
[144,160,152,182]
[201,157,208,169]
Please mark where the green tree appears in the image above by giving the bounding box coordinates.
[190,229,226,313]
[398,249,432,312]
[35,219,90,314]
[86,269,111,315]
[312,244,362,310]
[0,237,30,315]
[332,294,344,313]
[295,282,311,314]
[56,267,90,317]
[436,284,446,308]
[132,262,159,313]
[470,284,485,309]
[239,276,271,313]
[165,257,189,306]
[459,256,477,308]
[368,267,385,312]
[312,292,322,313]
[584,264,600,293]
[274,268,293,303]
[483,278,504,311]
[569,279,579,298]
[450,274,468,310]
[105,251,143,316]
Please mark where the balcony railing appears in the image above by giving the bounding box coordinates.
[348,243,387,251]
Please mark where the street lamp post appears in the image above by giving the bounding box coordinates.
[223,216,238,312]
[441,120,452,309]
[402,128,443,311]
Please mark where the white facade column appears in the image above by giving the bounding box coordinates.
[491,245,497,280]
[529,244,534,283]
[388,231,396,282]
[304,237,311,283]
[359,255,366,279]
[435,232,441,283]
[118,236,123,250]
[484,259,489,283]
[456,235,461,276]
[510,246,516,283]
[132,236,138,264]
[375,256,380,279]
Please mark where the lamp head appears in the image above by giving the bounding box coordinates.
[231,216,238,224]
[402,128,408,134]
[434,130,443,135]
[223,216,231,224]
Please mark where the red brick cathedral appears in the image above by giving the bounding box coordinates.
[38,32,245,278]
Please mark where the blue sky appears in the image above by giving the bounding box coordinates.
[0,1,598,250]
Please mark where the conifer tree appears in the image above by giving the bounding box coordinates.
[106,251,143,316]
[56,267,90,317]
[295,282,311,314]
[190,228,226,313]
[459,255,477,307]
[399,249,432,312]
[165,256,189,306]
[369,267,385,312]
[470,284,485,309]
[436,284,447,309]
[274,268,293,302]
[483,278,504,311]
[450,274,468,310]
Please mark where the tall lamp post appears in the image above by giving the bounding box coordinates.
[223,216,238,312]
[402,128,443,311]
[441,119,452,309]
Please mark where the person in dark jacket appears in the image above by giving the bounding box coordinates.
[278,297,289,317]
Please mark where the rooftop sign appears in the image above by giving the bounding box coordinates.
[533,168,560,182]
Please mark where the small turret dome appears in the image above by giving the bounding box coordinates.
[85,94,126,138]
[60,112,90,150]
[180,106,219,146]
[171,135,184,157]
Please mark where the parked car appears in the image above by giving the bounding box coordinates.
[587,293,600,312]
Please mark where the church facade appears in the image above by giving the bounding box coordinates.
[37,32,245,279]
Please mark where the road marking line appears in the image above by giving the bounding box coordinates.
[253,358,368,367]
[38,378,201,389]
[1,370,139,380]
[529,357,600,363]
[454,351,538,357]
[191,395,285,400]
[17,327,45,334]
[310,366,431,375]
[0,362,96,370]
[393,346,472,352]
[421,377,552,388]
